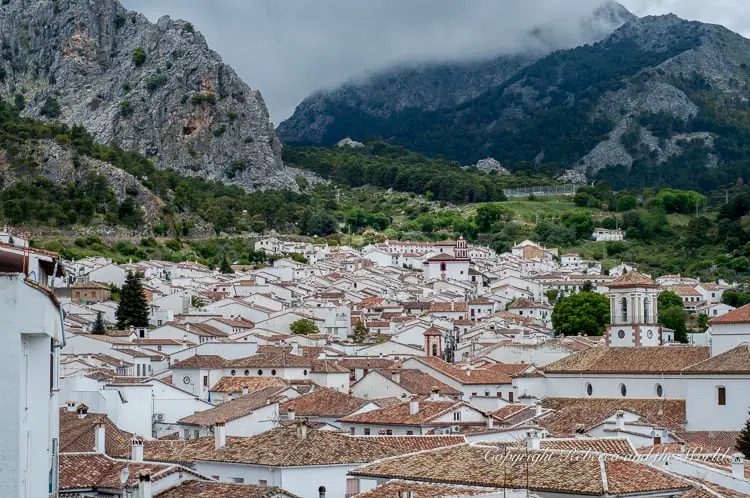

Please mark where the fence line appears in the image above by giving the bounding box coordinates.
[503,184,579,198]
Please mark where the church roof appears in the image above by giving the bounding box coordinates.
[683,343,750,374]
[608,271,657,288]
[542,346,710,374]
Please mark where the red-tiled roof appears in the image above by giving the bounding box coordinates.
[155,481,301,498]
[608,271,657,288]
[709,303,750,324]
[355,435,466,453]
[542,346,710,374]
[280,388,369,418]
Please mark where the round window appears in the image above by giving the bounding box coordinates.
[230,369,236,376]
[244,370,250,376]
[586,383,593,396]
[303,369,308,376]
[271,369,277,376]
[257,369,263,376]
[656,384,663,398]
[617,330,626,339]
[620,383,627,397]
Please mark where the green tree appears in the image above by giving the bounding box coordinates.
[132,47,146,66]
[92,312,106,335]
[115,272,149,329]
[219,257,234,274]
[545,289,560,306]
[352,321,369,343]
[191,295,207,308]
[660,305,688,343]
[40,97,61,118]
[697,313,709,331]
[658,290,684,310]
[737,411,750,458]
[551,292,610,336]
[290,319,320,335]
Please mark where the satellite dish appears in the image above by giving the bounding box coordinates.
[119,467,129,485]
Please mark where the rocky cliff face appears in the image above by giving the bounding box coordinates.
[277,1,636,145]
[0,0,296,190]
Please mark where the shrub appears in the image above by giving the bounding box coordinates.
[212,124,227,137]
[114,12,126,29]
[182,22,194,33]
[132,47,146,67]
[191,93,216,106]
[145,74,167,93]
[40,97,62,118]
[120,100,133,117]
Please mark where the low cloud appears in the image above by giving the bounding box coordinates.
[121,0,750,123]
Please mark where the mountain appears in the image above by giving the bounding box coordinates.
[0,0,296,190]
[279,10,750,192]
[277,1,636,145]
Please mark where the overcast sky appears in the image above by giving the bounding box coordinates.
[122,0,750,124]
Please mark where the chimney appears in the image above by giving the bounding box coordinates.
[615,410,625,431]
[466,369,471,377]
[732,453,745,478]
[526,429,541,450]
[296,421,308,442]
[409,400,419,415]
[679,440,686,453]
[487,416,494,429]
[241,385,249,396]
[77,405,88,419]
[94,423,106,454]
[429,387,440,402]
[391,370,401,384]
[65,400,76,412]
[215,421,227,449]
[131,436,144,462]
[535,401,543,417]
[227,392,233,402]
[291,343,301,356]
[137,470,152,498]
[288,409,296,421]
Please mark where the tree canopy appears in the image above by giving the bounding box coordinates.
[115,271,150,329]
[289,319,320,335]
[551,291,610,336]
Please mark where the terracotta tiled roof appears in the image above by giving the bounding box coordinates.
[59,409,132,457]
[677,431,740,452]
[228,353,312,369]
[508,298,547,309]
[355,435,466,453]
[59,453,169,490]
[429,301,468,313]
[340,358,397,370]
[172,355,227,369]
[667,285,702,297]
[539,398,686,435]
[683,343,750,373]
[401,301,432,310]
[381,369,462,396]
[709,303,750,324]
[155,481,301,498]
[492,404,538,426]
[180,386,288,426]
[483,437,636,456]
[210,376,288,393]
[339,399,472,426]
[134,338,195,346]
[144,424,397,466]
[353,481,497,498]
[412,357,513,385]
[608,270,657,288]
[280,388,369,418]
[349,444,690,495]
[542,346,710,374]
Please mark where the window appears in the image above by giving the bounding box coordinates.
[718,386,727,406]
[346,478,360,497]
[350,427,355,435]
[586,383,593,396]
[440,262,447,272]
[184,429,190,439]
[193,429,199,439]
[318,486,327,498]
[363,428,370,435]
[385,429,393,435]
[232,477,245,484]
[203,375,208,387]
[257,369,263,376]
[303,369,308,376]
[620,383,627,397]
[231,369,236,376]
[406,430,413,435]
[644,297,651,322]
[617,330,625,339]
[432,344,438,356]
[271,369,277,376]
[258,480,267,486]
[621,297,628,322]
[508,392,514,402]
[244,369,249,375]
[655,384,663,398]
[453,411,461,421]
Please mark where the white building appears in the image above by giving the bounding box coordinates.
[1,273,64,497]
[592,228,624,242]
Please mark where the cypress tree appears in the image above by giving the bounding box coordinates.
[115,271,149,328]
[737,410,750,458]
[92,311,106,335]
